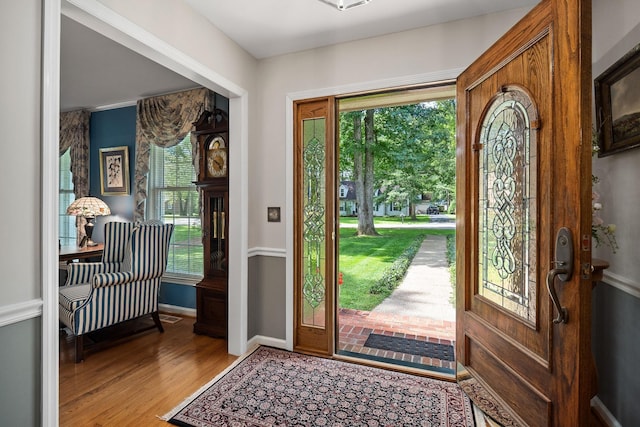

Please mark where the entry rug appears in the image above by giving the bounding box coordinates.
[163,346,473,427]
[364,333,455,361]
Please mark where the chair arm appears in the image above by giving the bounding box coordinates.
[92,271,136,288]
[65,262,111,286]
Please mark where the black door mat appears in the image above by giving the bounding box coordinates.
[364,333,455,361]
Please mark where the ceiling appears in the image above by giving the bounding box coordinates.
[185,0,538,59]
[60,0,537,111]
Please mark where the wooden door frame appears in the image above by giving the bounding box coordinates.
[284,72,465,352]
[293,97,337,357]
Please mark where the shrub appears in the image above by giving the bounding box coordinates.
[369,235,424,295]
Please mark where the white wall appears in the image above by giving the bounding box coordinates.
[0,0,42,305]
[0,1,43,424]
[250,7,533,250]
[96,0,257,93]
[592,0,640,292]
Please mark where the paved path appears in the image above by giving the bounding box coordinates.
[372,234,456,321]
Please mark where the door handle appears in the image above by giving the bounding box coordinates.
[546,227,573,324]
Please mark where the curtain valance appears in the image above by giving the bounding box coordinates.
[134,87,213,221]
[59,109,90,198]
[60,109,91,244]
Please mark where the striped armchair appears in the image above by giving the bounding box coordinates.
[62,221,135,287]
[59,223,174,362]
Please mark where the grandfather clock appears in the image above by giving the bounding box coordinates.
[193,108,229,338]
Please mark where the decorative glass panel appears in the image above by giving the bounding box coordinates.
[478,89,537,323]
[302,117,326,328]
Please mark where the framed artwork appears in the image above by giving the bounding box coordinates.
[595,42,640,156]
[99,146,130,195]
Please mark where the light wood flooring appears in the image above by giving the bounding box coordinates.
[59,315,236,426]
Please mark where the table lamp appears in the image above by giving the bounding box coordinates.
[66,196,111,247]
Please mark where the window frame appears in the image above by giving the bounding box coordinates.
[147,135,203,282]
[59,149,76,246]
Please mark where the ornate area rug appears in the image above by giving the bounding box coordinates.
[163,346,474,426]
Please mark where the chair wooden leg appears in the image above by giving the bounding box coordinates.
[151,311,164,333]
[75,334,84,363]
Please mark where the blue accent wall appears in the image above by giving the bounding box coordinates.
[88,105,195,309]
[159,283,196,309]
[90,106,136,233]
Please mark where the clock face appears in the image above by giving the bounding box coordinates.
[207,149,227,177]
[205,135,227,178]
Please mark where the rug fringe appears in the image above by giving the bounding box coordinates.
[159,343,263,421]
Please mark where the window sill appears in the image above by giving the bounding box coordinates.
[161,273,203,286]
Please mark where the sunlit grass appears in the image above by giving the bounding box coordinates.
[338,228,455,311]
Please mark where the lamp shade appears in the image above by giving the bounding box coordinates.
[66,197,111,217]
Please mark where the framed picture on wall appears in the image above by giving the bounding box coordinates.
[595,42,640,156]
[99,146,130,195]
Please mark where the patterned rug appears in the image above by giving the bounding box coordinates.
[164,346,474,427]
[364,333,455,361]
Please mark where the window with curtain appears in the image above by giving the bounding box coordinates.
[59,149,76,246]
[147,134,203,279]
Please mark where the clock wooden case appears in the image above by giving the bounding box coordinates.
[193,108,229,338]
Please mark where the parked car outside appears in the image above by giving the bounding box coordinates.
[426,205,439,215]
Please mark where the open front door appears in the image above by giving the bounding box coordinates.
[456,1,594,426]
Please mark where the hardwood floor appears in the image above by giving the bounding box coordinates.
[59,315,236,426]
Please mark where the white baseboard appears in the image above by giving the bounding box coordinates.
[591,396,622,427]
[159,303,196,318]
[247,335,289,351]
[0,299,42,327]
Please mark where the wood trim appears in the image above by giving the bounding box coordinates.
[551,0,594,425]
[293,97,336,357]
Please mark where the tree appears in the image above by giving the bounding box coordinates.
[375,100,456,218]
[162,135,199,216]
[353,110,378,235]
[339,99,456,224]
[374,104,432,219]
[419,100,456,206]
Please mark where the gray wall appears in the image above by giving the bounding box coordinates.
[0,319,41,427]
[591,1,640,424]
[0,0,42,425]
[592,283,640,427]
[248,256,286,340]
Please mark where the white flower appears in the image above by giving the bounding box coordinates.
[593,202,602,210]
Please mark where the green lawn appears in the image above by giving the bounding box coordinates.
[339,215,453,226]
[167,223,203,274]
[338,227,455,311]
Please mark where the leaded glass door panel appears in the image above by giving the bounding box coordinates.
[294,97,336,356]
[456,1,595,426]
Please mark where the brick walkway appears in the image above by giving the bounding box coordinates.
[337,235,456,371]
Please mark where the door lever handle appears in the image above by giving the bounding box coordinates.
[547,227,573,325]
[546,267,569,324]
